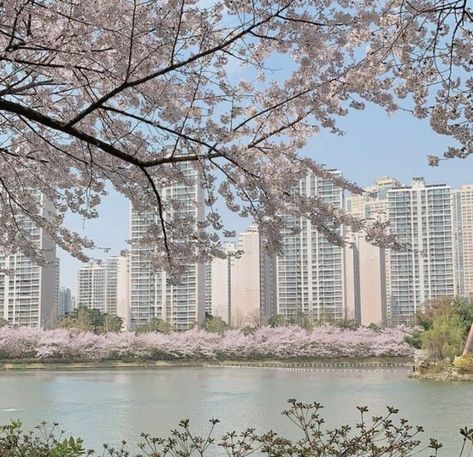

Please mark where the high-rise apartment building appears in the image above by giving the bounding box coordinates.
[210,243,236,324]
[58,286,74,317]
[115,255,130,329]
[454,185,473,299]
[214,226,263,327]
[76,261,107,311]
[204,262,212,317]
[76,256,129,319]
[345,177,399,326]
[387,177,455,323]
[344,232,387,326]
[129,163,205,331]
[231,225,262,326]
[276,171,346,321]
[0,195,58,328]
[260,241,277,323]
[210,226,276,327]
[349,177,400,220]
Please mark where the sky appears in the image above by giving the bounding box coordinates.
[58,103,473,292]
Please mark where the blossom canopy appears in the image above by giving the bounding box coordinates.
[0,0,471,270]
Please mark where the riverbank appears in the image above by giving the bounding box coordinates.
[0,357,414,371]
[410,367,473,381]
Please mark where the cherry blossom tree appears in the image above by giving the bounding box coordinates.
[0,0,471,271]
[0,325,415,360]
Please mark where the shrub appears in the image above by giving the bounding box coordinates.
[421,314,465,361]
[454,355,473,374]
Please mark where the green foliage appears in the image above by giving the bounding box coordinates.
[453,355,473,373]
[0,421,92,456]
[57,307,122,334]
[1,402,472,457]
[136,318,172,334]
[421,313,465,361]
[415,297,473,360]
[453,298,473,336]
[418,297,473,337]
[405,331,423,349]
[201,315,230,334]
[267,314,286,327]
[0,318,8,328]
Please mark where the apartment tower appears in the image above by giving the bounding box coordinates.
[0,194,58,328]
[387,177,455,323]
[129,163,205,331]
[454,185,473,299]
[276,171,345,321]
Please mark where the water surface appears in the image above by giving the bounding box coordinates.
[0,367,471,456]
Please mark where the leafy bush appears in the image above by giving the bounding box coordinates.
[454,355,473,373]
[1,401,472,457]
[0,421,91,457]
[421,314,465,361]
[58,307,123,334]
[418,297,473,338]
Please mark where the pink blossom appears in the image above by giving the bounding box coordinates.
[0,326,415,361]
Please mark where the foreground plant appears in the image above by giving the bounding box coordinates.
[1,401,472,456]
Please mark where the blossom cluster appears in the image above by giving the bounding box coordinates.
[0,326,415,361]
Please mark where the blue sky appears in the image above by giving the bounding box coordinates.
[58,103,473,292]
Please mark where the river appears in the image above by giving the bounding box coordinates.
[0,367,471,456]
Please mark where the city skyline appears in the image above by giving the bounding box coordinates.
[64,173,473,331]
[61,170,473,294]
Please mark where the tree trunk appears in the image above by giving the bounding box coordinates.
[463,324,473,356]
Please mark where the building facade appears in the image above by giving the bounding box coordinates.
[210,243,236,324]
[345,177,399,326]
[387,178,455,323]
[58,286,74,317]
[76,261,107,311]
[276,171,346,321]
[76,256,129,319]
[454,185,473,299]
[0,195,58,328]
[344,232,387,326]
[129,164,205,330]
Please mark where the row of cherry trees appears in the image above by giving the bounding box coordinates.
[0,325,415,360]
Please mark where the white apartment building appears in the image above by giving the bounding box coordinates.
[204,262,212,317]
[454,185,473,299]
[387,177,455,323]
[345,177,399,326]
[58,286,73,317]
[276,171,345,321]
[115,255,131,328]
[350,177,400,220]
[210,225,264,327]
[232,225,262,327]
[129,163,205,331]
[76,261,107,311]
[0,195,58,328]
[210,243,236,324]
[76,256,129,319]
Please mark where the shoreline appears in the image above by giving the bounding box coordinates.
[409,369,473,382]
[0,357,414,371]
